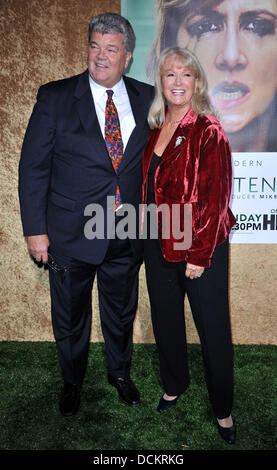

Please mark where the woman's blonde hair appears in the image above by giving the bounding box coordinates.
[148,47,217,129]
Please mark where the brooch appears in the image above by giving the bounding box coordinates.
[175,136,186,148]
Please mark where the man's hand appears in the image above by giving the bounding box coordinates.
[185,262,205,280]
[26,234,50,263]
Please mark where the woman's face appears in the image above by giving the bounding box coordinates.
[161,55,198,113]
[176,0,277,133]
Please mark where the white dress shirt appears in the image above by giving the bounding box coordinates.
[89,75,136,152]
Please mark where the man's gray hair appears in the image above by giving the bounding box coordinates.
[88,12,135,52]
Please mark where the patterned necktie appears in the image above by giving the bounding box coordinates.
[105,89,123,210]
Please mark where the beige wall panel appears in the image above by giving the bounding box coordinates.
[0,1,276,344]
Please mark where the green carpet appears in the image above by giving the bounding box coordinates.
[0,342,276,451]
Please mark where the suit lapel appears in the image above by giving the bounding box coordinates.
[123,76,147,128]
[119,76,150,171]
[74,70,112,167]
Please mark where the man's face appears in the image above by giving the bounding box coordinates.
[88,31,132,88]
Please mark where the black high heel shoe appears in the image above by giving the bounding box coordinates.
[217,422,236,444]
[157,395,179,413]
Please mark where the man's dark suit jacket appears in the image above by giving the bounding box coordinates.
[19,70,154,264]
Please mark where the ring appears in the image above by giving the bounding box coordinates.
[195,274,201,278]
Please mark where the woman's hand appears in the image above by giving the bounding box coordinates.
[185,262,205,280]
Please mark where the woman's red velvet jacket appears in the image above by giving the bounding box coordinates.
[141,108,236,268]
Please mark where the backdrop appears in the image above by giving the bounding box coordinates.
[0,0,276,344]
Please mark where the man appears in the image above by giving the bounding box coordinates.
[18,12,153,417]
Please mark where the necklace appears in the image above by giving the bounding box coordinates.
[166,117,183,125]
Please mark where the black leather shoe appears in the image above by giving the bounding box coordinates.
[59,382,81,417]
[217,422,236,444]
[108,375,141,406]
[157,395,179,413]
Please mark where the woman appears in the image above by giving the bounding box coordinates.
[146,0,277,152]
[142,46,236,444]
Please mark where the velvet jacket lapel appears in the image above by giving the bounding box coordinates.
[142,108,199,196]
